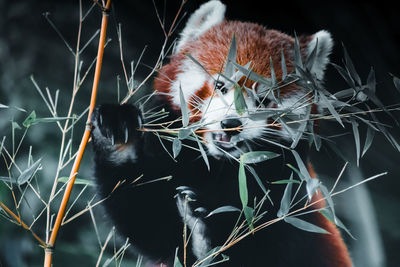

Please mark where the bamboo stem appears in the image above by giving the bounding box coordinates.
[43,1,111,266]
[0,201,46,247]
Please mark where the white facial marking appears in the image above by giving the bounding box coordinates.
[171,59,207,107]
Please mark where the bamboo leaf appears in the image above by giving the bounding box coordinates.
[178,128,191,140]
[319,184,336,224]
[272,179,301,185]
[319,209,355,239]
[179,85,189,127]
[232,62,273,87]
[319,92,344,127]
[343,44,362,86]
[284,216,330,234]
[293,33,303,71]
[331,63,356,90]
[350,119,360,166]
[277,173,294,217]
[238,157,248,208]
[234,84,247,115]
[242,151,280,164]
[17,158,41,185]
[281,47,287,81]
[205,206,241,218]
[172,138,182,158]
[243,206,254,230]
[247,166,269,196]
[58,176,94,186]
[270,57,277,85]
[224,34,237,78]
[23,111,37,128]
[193,131,210,171]
[362,126,375,157]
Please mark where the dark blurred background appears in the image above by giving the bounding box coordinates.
[0,0,399,266]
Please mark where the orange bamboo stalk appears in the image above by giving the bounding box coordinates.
[43,1,111,266]
[0,201,46,247]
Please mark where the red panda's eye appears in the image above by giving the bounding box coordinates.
[215,81,228,94]
[256,96,272,107]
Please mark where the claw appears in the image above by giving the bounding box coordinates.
[99,114,103,126]
[180,190,197,201]
[194,207,208,217]
[124,127,129,143]
[111,134,115,146]
[176,186,191,192]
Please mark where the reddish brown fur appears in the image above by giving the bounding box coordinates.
[307,163,352,266]
[154,21,310,110]
[153,17,351,266]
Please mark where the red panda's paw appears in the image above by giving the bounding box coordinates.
[91,104,143,164]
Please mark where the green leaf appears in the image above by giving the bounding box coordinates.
[224,34,237,78]
[0,176,16,184]
[12,121,21,131]
[232,62,273,87]
[17,158,41,185]
[205,205,241,218]
[58,176,94,186]
[234,84,247,115]
[178,128,192,140]
[242,151,280,164]
[319,92,344,127]
[290,150,312,182]
[281,47,287,81]
[238,158,248,207]
[0,136,5,156]
[343,44,362,86]
[243,206,254,230]
[350,119,360,166]
[22,111,71,128]
[247,166,269,196]
[193,131,210,171]
[22,111,37,128]
[179,85,189,127]
[291,150,319,199]
[197,246,222,266]
[174,255,184,267]
[293,33,303,71]
[269,57,277,86]
[284,216,330,234]
[172,138,182,158]
[277,173,294,217]
[272,179,301,185]
[319,209,355,240]
[362,126,375,157]
[331,63,356,90]
[319,184,336,224]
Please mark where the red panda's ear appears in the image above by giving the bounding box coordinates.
[174,0,226,54]
[302,30,334,81]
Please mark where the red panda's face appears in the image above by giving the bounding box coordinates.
[154,0,333,158]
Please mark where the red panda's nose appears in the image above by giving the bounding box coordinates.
[220,119,242,136]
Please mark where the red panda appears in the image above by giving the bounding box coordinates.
[91,1,353,266]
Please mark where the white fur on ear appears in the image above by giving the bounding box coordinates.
[174,0,226,53]
[306,30,334,80]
